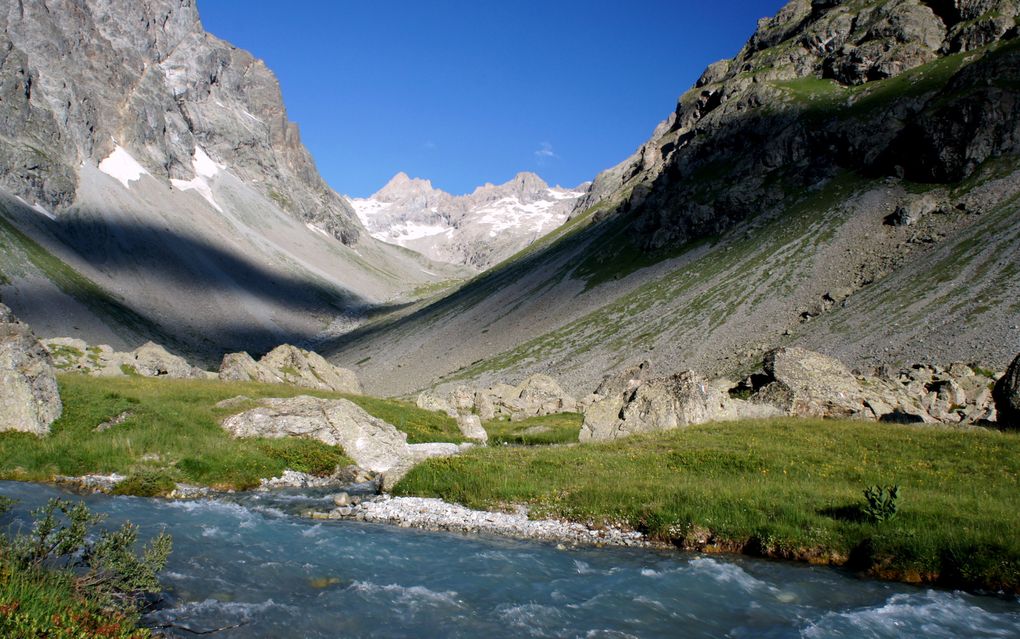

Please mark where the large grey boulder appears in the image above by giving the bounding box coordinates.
[511,374,577,420]
[218,351,281,384]
[218,344,361,394]
[993,353,1020,428]
[128,341,205,378]
[580,371,779,442]
[0,304,62,435]
[752,347,873,419]
[221,396,407,472]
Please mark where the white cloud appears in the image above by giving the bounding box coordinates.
[534,141,558,162]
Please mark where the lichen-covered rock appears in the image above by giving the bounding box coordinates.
[221,396,407,472]
[128,341,205,378]
[993,353,1020,428]
[753,347,872,419]
[0,304,62,435]
[259,345,362,393]
[415,390,455,416]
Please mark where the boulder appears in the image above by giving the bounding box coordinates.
[415,390,455,416]
[128,341,205,378]
[43,337,206,378]
[259,345,362,393]
[0,304,62,435]
[455,413,488,442]
[752,347,872,419]
[513,374,577,417]
[219,351,280,384]
[580,371,780,442]
[993,353,1020,428]
[221,396,407,472]
[218,344,361,393]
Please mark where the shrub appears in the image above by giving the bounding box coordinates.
[862,484,900,523]
[111,470,177,497]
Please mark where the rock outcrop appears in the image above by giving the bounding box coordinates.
[43,338,207,379]
[221,396,408,473]
[580,367,781,442]
[415,374,579,442]
[576,0,1020,253]
[994,353,1020,428]
[218,345,362,394]
[580,348,1003,441]
[0,304,62,435]
[221,395,470,489]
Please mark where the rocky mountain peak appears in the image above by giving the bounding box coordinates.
[350,172,587,270]
[375,172,440,203]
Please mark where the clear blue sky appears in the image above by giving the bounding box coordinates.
[197,1,786,197]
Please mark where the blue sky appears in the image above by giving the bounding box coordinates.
[197,1,786,197]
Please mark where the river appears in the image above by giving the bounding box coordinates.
[1,481,1017,638]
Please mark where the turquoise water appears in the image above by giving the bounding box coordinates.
[1,481,1018,638]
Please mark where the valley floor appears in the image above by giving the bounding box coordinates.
[1,375,1017,594]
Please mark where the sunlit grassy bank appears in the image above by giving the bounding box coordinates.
[396,418,1020,592]
[0,375,463,493]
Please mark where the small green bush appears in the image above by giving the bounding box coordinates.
[4,497,171,616]
[111,470,177,497]
[863,484,900,523]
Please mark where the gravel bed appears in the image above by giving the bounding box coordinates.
[310,494,650,548]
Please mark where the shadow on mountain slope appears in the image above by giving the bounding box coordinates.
[0,200,412,366]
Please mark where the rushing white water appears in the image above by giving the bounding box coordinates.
[1,481,1017,638]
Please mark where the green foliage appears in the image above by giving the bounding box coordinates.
[396,418,1020,592]
[345,394,466,444]
[484,413,583,446]
[110,471,177,498]
[118,364,139,377]
[0,497,170,636]
[863,484,900,523]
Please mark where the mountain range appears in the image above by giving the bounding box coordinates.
[349,172,586,271]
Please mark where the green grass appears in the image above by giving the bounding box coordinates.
[396,418,1020,592]
[344,394,466,444]
[0,375,464,493]
[484,413,583,446]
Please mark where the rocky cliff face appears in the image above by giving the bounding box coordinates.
[0,0,360,243]
[0,0,464,365]
[577,0,1020,251]
[350,172,587,270]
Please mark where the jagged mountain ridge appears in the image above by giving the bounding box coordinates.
[325,0,1020,397]
[349,172,587,270]
[0,0,464,364]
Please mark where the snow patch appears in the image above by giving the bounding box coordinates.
[349,198,394,223]
[475,195,566,237]
[98,146,149,189]
[192,146,223,178]
[32,202,56,221]
[305,223,333,239]
[170,146,225,212]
